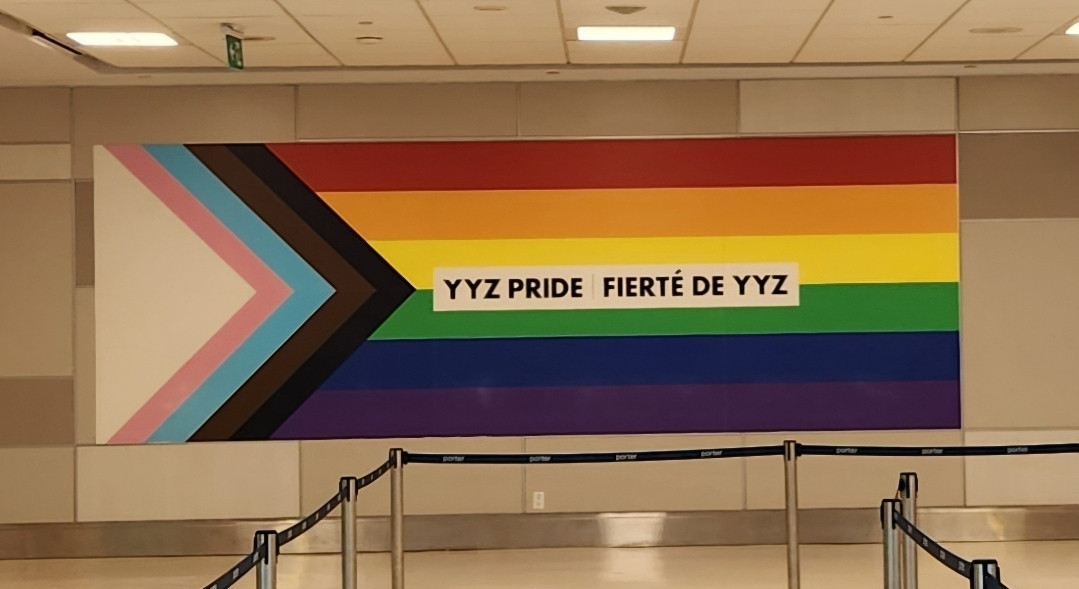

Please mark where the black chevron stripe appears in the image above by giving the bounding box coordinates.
[224,144,414,440]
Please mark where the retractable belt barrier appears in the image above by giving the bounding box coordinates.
[193,440,1075,589]
[892,508,972,580]
[201,459,393,589]
[407,442,1079,464]
[405,445,783,464]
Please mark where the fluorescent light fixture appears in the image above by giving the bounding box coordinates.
[66,32,176,47]
[577,26,675,41]
[1068,22,1079,35]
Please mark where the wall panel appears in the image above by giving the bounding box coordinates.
[76,442,300,521]
[519,81,738,137]
[75,288,96,445]
[297,84,518,139]
[0,182,73,377]
[0,378,74,446]
[299,437,524,516]
[0,447,74,524]
[959,75,1079,131]
[0,87,70,143]
[0,144,71,180]
[72,86,296,178]
[524,434,744,512]
[966,430,1079,506]
[739,78,956,134]
[961,219,1079,429]
[959,132,1079,219]
[745,431,965,509]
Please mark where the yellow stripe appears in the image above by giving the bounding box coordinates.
[371,233,959,289]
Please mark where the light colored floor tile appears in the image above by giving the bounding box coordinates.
[0,543,1076,589]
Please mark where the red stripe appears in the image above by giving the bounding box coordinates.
[268,135,955,192]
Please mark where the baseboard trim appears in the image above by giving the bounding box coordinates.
[3,506,1078,560]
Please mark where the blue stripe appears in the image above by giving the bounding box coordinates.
[319,331,960,391]
[145,145,333,443]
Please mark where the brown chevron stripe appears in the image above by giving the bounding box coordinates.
[225,144,415,440]
[187,145,374,441]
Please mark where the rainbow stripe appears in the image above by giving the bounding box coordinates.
[268,135,960,439]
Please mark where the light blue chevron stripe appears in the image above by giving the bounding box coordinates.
[145,145,333,443]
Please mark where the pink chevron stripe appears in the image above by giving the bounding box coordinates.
[107,145,291,444]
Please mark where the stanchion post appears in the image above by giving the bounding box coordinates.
[783,440,801,589]
[899,472,919,589]
[390,448,405,589]
[341,477,358,589]
[254,530,278,589]
[970,560,1000,589]
[881,499,900,589]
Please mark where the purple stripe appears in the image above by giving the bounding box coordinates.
[271,381,960,440]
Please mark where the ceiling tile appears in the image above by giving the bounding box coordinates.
[85,44,222,67]
[560,0,696,28]
[797,0,967,63]
[683,0,832,64]
[301,13,452,66]
[276,0,421,18]
[240,43,338,67]
[1021,34,1079,60]
[163,16,315,45]
[568,40,684,64]
[799,24,939,62]
[131,0,285,19]
[910,0,1079,61]
[420,0,565,65]
[1,1,147,24]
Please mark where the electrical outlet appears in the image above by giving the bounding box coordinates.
[532,491,545,510]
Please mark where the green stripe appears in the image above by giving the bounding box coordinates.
[371,283,959,340]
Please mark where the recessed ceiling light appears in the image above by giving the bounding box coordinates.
[577,26,675,41]
[969,27,1022,34]
[474,5,506,11]
[606,5,646,15]
[1067,22,1079,35]
[355,36,383,44]
[66,32,176,47]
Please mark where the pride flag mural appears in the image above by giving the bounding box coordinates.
[94,136,959,443]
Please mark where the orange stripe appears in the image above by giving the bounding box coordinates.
[320,185,957,241]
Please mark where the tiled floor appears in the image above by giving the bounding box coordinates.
[1,542,1075,589]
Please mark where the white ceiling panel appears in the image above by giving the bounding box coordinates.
[0,1,147,25]
[0,24,99,84]
[308,21,451,66]
[910,0,1079,61]
[568,40,684,64]
[163,16,315,46]
[1021,34,1079,59]
[420,0,565,65]
[276,0,423,18]
[84,44,222,67]
[560,0,696,28]
[239,42,338,67]
[131,0,285,19]
[798,0,967,63]
[799,24,937,63]
[683,0,832,64]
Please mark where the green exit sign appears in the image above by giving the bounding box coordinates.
[226,34,244,70]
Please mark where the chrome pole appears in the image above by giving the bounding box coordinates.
[255,530,278,589]
[783,440,801,589]
[341,477,358,589]
[390,448,405,589]
[970,560,999,589]
[881,499,900,589]
[899,472,919,589]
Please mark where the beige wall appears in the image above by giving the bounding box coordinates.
[2,76,1079,524]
